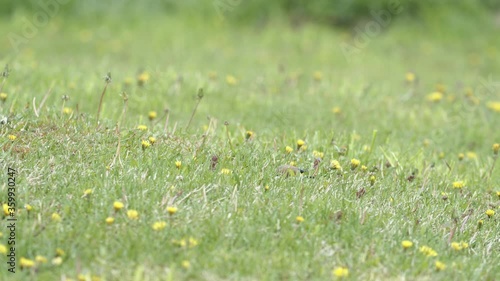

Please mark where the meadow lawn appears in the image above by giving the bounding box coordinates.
[1,8,500,281]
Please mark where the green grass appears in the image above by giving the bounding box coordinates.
[1,8,499,281]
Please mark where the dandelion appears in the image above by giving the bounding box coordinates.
[350,158,361,170]
[63,107,73,115]
[419,245,438,257]
[361,165,368,172]
[8,135,16,141]
[83,189,93,197]
[51,256,63,266]
[137,125,148,131]
[3,204,9,216]
[406,72,416,83]
[496,191,500,199]
[0,244,7,254]
[312,150,324,159]
[435,261,446,271]
[181,260,191,269]
[452,181,464,189]
[35,255,48,264]
[220,168,232,175]
[466,152,477,159]
[175,161,182,169]
[296,216,305,223]
[55,248,65,257]
[478,219,484,229]
[245,130,254,140]
[332,266,349,278]
[127,210,139,220]
[141,140,151,149]
[0,92,7,102]
[493,143,500,155]
[148,111,157,121]
[226,75,238,85]
[451,241,468,251]
[486,101,500,112]
[426,92,443,102]
[25,204,33,212]
[51,213,62,222]
[137,72,150,86]
[188,237,199,248]
[167,206,178,215]
[152,221,167,231]
[313,71,323,81]
[113,201,124,211]
[264,185,269,191]
[369,175,376,185]
[296,139,305,150]
[148,136,156,144]
[332,107,342,114]
[330,160,342,170]
[401,240,413,249]
[485,209,495,218]
[457,153,464,161]
[105,217,114,225]
[20,257,35,268]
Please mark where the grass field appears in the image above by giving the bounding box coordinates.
[1,5,500,281]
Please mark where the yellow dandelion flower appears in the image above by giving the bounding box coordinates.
[330,160,342,170]
[167,206,178,215]
[486,101,500,112]
[137,72,150,86]
[226,75,238,85]
[148,136,156,144]
[148,111,157,120]
[35,255,48,264]
[485,209,495,218]
[369,175,376,185]
[188,237,199,248]
[350,158,361,170]
[220,168,232,175]
[313,71,323,81]
[296,216,305,223]
[478,219,484,228]
[496,191,500,199]
[0,244,7,254]
[3,204,9,216]
[264,185,270,191]
[137,125,148,131]
[113,201,124,211]
[83,189,93,197]
[493,143,500,155]
[51,256,63,266]
[452,181,464,189]
[438,152,445,159]
[127,210,139,220]
[245,130,254,140]
[285,146,293,153]
[458,153,465,161]
[419,245,438,257]
[105,217,114,225]
[332,266,349,278]
[451,242,462,251]
[181,260,191,269]
[401,240,413,249]
[175,161,182,169]
[426,92,443,102]
[25,204,33,212]
[20,257,35,268]
[300,145,307,151]
[332,106,342,114]
[312,150,324,159]
[63,107,73,115]
[8,135,16,141]
[406,72,416,83]
[296,139,305,149]
[0,92,7,101]
[51,213,62,222]
[141,140,151,149]
[466,151,477,159]
[435,261,446,271]
[361,165,368,171]
[152,221,167,231]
